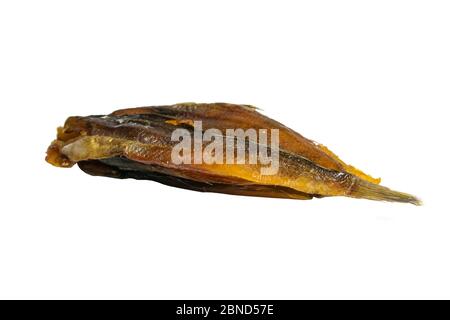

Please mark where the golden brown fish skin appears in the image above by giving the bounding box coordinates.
[46,106,420,204]
[112,103,342,168]
[111,103,380,184]
[47,115,358,197]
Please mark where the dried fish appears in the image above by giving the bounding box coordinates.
[46,103,421,205]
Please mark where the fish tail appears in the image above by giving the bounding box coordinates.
[350,179,422,206]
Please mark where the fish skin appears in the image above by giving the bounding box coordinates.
[48,115,355,196]
[112,103,381,184]
[78,158,315,200]
[46,104,421,205]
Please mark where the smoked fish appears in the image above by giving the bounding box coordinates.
[46,103,421,205]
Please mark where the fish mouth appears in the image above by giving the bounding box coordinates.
[45,117,89,167]
[46,139,74,167]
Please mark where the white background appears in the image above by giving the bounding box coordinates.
[0,0,449,299]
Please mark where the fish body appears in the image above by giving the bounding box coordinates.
[46,103,420,205]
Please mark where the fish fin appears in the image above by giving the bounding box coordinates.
[350,179,422,206]
[240,104,262,111]
[318,144,381,184]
